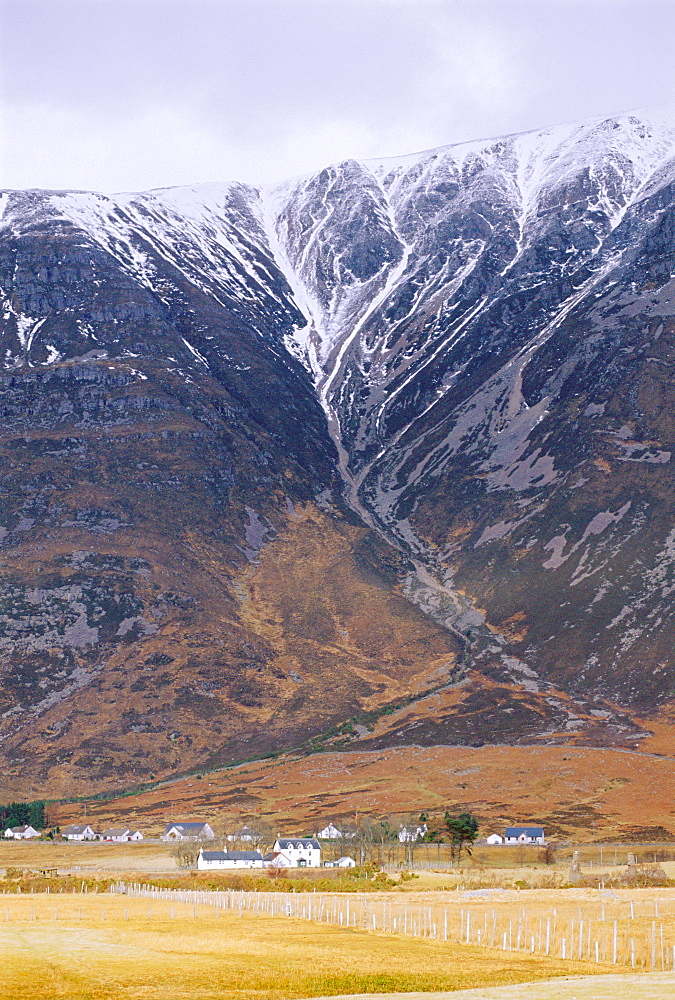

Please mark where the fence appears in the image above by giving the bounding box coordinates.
[110,881,675,970]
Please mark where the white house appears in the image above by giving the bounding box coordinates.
[263,850,293,868]
[398,822,427,843]
[273,838,321,867]
[226,825,256,843]
[486,833,504,845]
[197,849,263,870]
[504,826,546,845]
[161,822,215,842]
[62,824,96,841]
[4,825,40,840]
[325,855,356,868]
[101,828,144,842]
[317,822,344,840]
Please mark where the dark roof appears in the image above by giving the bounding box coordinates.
[164,822,210,831]
[505,827,544,837]
[201,850,262,861]
[276,838,320,849]
[63,824,93,833]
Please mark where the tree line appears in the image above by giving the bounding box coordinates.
[0,800,46,831]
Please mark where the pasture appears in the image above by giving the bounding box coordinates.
[0,891,608,1000]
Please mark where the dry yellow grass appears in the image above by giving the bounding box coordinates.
[0,839,174,875]
[306,972,675,1000]
[0,893,610,1000]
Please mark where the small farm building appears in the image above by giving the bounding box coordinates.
[504,826,546,844]
[161,822,215,842]
[486,833,504,845]
[325,856,356,867]
[263,851,293,867]
[226,825,256,843]
[197,849,263,870]
[4,825,40,839]
[63,824,96,841]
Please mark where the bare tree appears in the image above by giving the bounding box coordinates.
[398,813,425,868]
[538,843,557,866]
[218,812,241,848]
[244,818,273,853]
[370,817,397,867]
[173,843,199,869]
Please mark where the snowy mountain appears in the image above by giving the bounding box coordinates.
[2,108,675,793]
[265,109,675,711]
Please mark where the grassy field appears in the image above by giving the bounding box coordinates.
[305,972,675,999]
[0,893,612,1000]
[3,838,674,883]
[0,839,176,874]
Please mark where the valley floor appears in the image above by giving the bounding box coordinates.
[0,893,611,1000]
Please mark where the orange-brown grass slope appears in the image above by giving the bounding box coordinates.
[0,500,459,802]
[50,743,675,841]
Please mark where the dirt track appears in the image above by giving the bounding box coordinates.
[308,971,675,999]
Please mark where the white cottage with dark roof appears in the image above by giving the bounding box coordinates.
[4,824,40,840]
[504,826,546,844]
[62,823,96,841]
[102,827,144,842]
[273,838,321,867]
[197,849,263,869]
[161,822,215,842]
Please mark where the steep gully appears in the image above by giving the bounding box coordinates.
[259,185,477,657]
[254,157,662,746]
[259,176,620,662]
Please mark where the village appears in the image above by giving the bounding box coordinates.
[3,817,547,869]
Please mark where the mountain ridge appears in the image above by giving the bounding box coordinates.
[2,108,675,797]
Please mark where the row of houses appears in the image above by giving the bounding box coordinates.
[486,827,546,845]
[3,824,146,842]
[161,821,547,846]
[317,822,547,846]
[317,821,428,843]
[5,816,545,852]
[60,824,145,842]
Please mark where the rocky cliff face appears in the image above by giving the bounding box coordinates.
[1,109,674,796]
[270,110,675,719]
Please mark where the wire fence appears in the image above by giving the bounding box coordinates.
[110,881,675,970]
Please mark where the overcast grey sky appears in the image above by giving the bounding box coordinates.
[1,0,674,192]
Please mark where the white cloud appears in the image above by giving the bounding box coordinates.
[3,101,237,192]
[2,98,446,192]
[2,0,672,192]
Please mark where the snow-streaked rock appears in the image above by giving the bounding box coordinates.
[2,107,675,714]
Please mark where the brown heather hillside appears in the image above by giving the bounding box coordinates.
[0,405,459,800]
[48,740,675,841]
